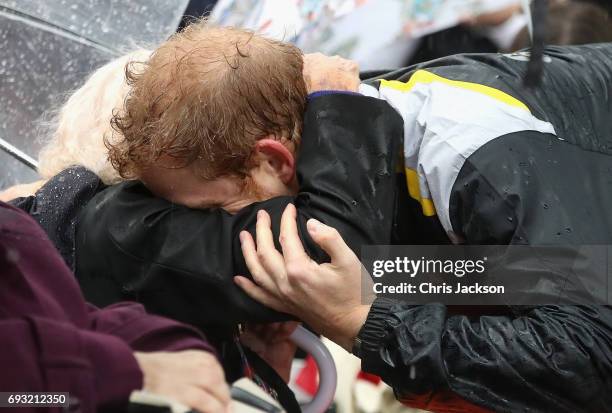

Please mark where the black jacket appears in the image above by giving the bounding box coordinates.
[358,300,612,413]
[356,44,612,413]
[10,166,105,270]
[366,44,612,247]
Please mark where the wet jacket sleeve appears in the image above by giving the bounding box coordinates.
[9,166,105,269]
[75,93,404,327]
[357,298,612,413]
[0,317,143,411]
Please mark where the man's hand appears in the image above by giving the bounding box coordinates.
[240,322,299,382]
[234,204,374,352]
[134,350,231,413]
[303,53,360,94]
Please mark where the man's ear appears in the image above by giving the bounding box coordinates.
[253,138,296,184]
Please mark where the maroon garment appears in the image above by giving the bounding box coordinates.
[0,202,215,412]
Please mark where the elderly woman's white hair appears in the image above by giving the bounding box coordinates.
[37,49,151,184]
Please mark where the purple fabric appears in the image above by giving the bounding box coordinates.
[0,202,215,412]
[308,90,361,100]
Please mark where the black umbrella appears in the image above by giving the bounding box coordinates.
[0,0,189,190]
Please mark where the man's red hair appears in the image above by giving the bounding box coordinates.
[108,19,307,180]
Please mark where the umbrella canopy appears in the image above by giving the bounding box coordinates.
[0,0,188,190]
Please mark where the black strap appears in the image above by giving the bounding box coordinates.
[241,347,301,413]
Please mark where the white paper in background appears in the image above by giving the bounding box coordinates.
[211,0,522,69]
